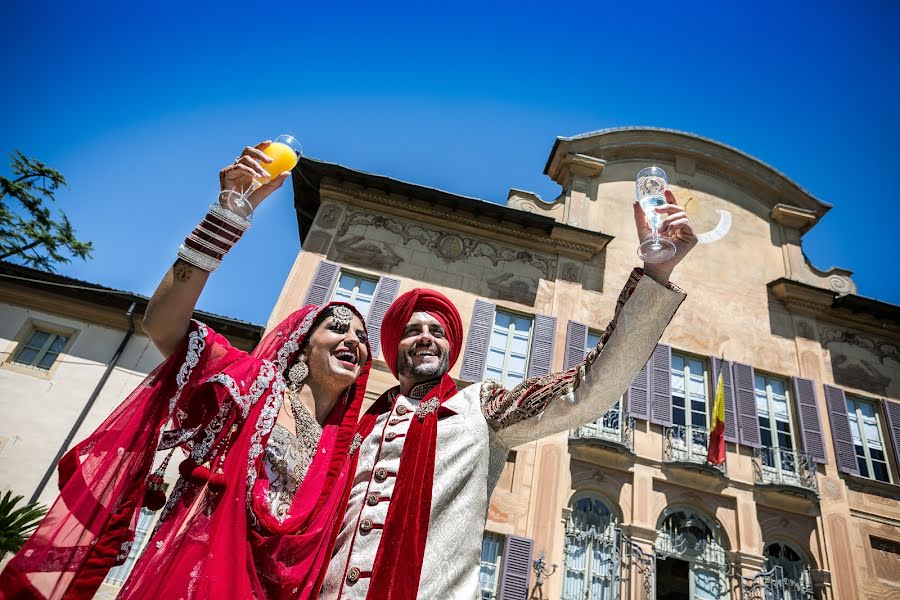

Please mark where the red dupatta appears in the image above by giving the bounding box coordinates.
[1,302,370,600]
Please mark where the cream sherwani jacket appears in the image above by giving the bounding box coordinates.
[320,270,686,599]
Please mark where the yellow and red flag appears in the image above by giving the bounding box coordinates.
[707,369,726,465]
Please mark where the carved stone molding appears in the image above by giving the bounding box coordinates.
[770,204,818,233]
[334,207,558,280]
[769,278,900,338]
[547,152,606,185]
[320,182,610,259]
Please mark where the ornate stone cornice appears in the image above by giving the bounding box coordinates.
[547,152,606,184]
[770,204,818,233]
[768,278,900,338]
[545,128,831,224]
[320,181,612,260]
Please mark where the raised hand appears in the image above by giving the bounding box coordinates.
[633,189,698,282]
[218,141,291,211]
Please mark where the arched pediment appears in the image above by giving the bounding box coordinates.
[544,127,830,233]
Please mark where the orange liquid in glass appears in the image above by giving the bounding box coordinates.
[260,141,299,181]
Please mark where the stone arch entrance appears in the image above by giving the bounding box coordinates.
[655,506,728,600]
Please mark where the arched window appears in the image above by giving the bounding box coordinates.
[562,496,620,600]
[656,508,728,600]
[764,542,815,600]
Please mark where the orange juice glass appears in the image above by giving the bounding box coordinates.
[259,134,302,181]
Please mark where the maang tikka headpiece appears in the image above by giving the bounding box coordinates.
[331,305,353,330]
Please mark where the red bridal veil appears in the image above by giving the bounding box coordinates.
[1,302,370,600]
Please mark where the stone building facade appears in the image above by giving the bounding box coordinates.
[273,128,900,600]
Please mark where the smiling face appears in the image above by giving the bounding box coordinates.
[395,311,451,383]
[301,311,369,391]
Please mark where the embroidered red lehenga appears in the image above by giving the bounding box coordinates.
[1,302,370,600]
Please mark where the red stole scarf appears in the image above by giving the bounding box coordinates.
[343,373,458,599]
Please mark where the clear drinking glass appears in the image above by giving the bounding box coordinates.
[635,166,676,263]
[219,134,303,220]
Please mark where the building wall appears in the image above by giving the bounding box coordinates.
[279,145,900,598]
[0,302,163,507]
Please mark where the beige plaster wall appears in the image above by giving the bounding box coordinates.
[0,303,163,507]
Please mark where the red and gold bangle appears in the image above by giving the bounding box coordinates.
[177,204,250,272]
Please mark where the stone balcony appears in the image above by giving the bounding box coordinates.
[569,407,635,454]
[752,447,820,511]
[662,424,728,479]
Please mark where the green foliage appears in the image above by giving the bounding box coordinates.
[0,490,48,557]
[0,150,93,271]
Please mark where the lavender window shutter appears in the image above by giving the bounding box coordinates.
[712,357,738,443]
[792,377,827,464]
[564,320,589,371]
[303,260,340,307]
[526,314,557,378]
[498,534,533,600]
[459,299,496,382]
[627,361,651,421]
[881,399,900,478]
[366,276,401,359]
[732,362,762,448]
[649,344,673,426]
[824,385,859,476]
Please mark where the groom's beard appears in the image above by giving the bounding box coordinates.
[396,343,450,381]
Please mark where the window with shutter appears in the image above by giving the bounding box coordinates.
[712,358,738,443]
[303,260,340,307]
[792,377,827,464]
[480,532,504,600]
[733,363,762,448]
[628,362,651,421]
[498,534,533,600]
[754,373,800,481]
[845,395,892,482]
[670,352,709,463]
[526,314,556,378]
[460,300,496,382]
[883,400,900,482]
[563,321,589,371]
[331,271,379,318]
[363,276,401,359]
[484,310,533,388]
[823,385,859,476]
[650,344,672,426]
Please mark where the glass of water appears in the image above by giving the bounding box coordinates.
[635,166,676,263]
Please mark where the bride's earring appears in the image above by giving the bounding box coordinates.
[288,354,308,391]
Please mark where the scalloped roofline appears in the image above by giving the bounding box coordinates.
[544,126,831,215]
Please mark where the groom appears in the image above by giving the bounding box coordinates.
[319,192,696,599]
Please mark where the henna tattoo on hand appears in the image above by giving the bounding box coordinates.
[173,259,195,283]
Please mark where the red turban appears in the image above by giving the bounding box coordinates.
[380,288,463,378]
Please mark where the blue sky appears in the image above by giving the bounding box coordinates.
[2,1,898,324]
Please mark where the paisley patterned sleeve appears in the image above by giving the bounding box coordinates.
[480,268,685,449]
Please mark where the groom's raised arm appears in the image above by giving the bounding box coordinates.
[480,268,685,449]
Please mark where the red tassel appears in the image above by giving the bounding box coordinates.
[143,488,167,511]
[178,457,198,478]
[208,468,226,489]
[144,449,174,510]
[191,464,211,482]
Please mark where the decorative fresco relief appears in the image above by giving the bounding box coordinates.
[330,207,558,305]
[822,329,899,397]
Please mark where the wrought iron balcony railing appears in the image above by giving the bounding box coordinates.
[569,407,634,451]
[752,447,819,495]
[663,424,727,475]
[739,565,815,600]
